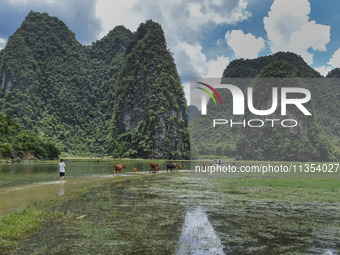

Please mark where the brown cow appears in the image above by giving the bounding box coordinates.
[174,164,181,171]
[149,162,159,174]
[131,167,138,174]
[166,163,181,172]
[113,164,125,176]
[203,163,212,167]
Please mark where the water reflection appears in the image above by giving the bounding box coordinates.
[177,207,225,255]
[58,182,65,196]
[0,176,111,216]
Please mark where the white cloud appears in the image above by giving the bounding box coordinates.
[184,0,251,31]
[314,65,332,77]
[183,81,191,105]
[328,48,340,68]
[95,0,248,81]
[2,0,251,100]
[225,30,264,59]
[178,42,207,77]
[95,0,143,38]
[177,42,229,78]
[8,0,55,4]
[314,47,340,77]
[96,0,251,39]
[215,39,224,46]
[5,0,101,44]
[207,55,230,77]
[0,38,6,50]
[264,0,330,65]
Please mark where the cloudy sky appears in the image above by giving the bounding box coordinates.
[1,0,340,96]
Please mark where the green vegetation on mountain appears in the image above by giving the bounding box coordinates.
[190,52,339,161]
[326,68,340,78]
[188,105,199,122]
[0,12,189,159]
[0,112,60,159]
[236,61,334,161]
[223,51,321,78]
[0,11,132,156]
[107,20,190,159]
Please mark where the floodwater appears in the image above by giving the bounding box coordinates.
[0,176,113,216]
[1,162,340,254]
[0,160,192,188]
[0,161,191,215]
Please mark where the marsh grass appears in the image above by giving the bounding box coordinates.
[2,173,340,254]
[0,207,46,250]
[207,177,340,202]
[9,174,185,254]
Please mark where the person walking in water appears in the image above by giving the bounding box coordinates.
[59,159,67,182]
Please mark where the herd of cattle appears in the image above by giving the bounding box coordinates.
[113,162,181,175]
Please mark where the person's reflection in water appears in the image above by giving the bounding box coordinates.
[58,182,65,196]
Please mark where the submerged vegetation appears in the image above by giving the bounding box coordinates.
[0,207,47,250]
[1,172,339,254]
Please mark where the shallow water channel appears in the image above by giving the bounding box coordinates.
[1,162,340,254]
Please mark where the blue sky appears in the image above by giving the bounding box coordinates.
[1,0,340,92]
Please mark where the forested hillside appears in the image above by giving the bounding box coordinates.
[0,11,132,156]
[0,12,190,158]
[0,112,60,159]
[190,52,339,161]
[223,52,322,78]
[108,20,190,159]
[236,61,334,161]
[326,68,340,78]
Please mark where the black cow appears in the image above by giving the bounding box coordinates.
[167,163,176,173]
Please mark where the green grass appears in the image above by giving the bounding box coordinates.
[206,177,340,203]
[0,207,47,251]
